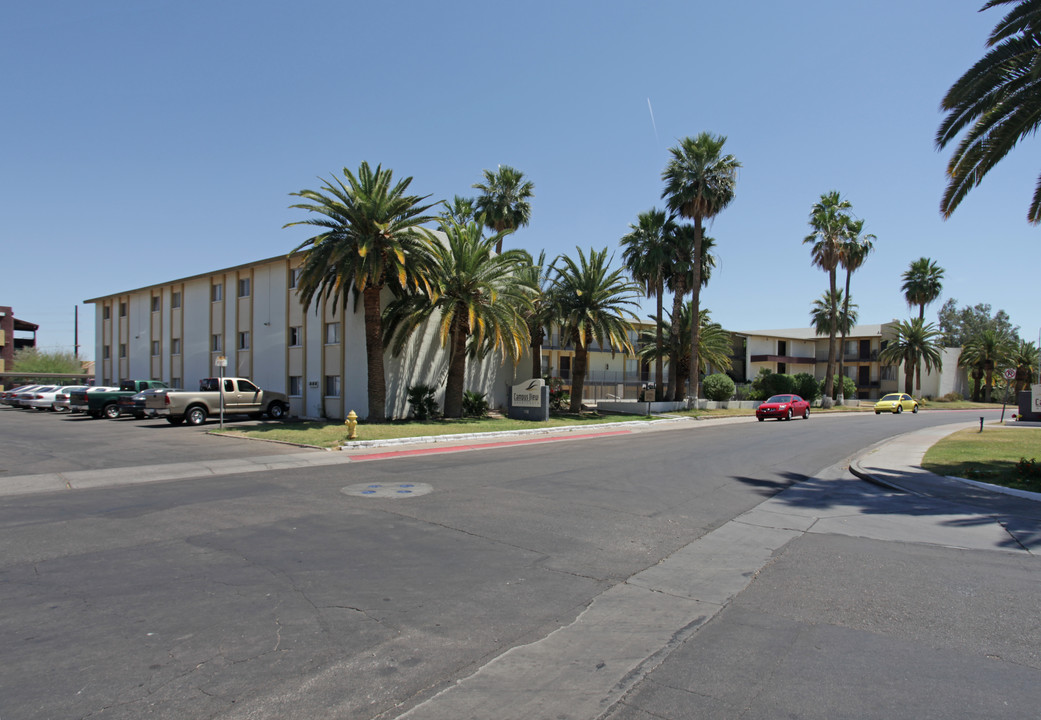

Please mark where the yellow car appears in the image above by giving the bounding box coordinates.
[874,393,918,414]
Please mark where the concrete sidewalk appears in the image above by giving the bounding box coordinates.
[390,423,1041,719]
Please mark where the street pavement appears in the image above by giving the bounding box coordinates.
[1,412,1038,719]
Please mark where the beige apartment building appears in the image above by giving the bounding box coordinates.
[85,254,519,420]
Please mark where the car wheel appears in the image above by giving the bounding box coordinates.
[786,408,793,421]
[167,416,185,425]
[912,405,919,414]
[875,410,881,415]
[802,407,810,420]
[757,416,764,422]
[103,403,121,419]
[185,406,208,426]
[895,405,903,414]
[268,402,287,421]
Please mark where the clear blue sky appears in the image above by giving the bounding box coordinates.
[4,1,1038,359]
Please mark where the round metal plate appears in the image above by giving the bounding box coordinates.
[340,482,433,498]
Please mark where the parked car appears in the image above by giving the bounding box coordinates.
[874,393,918,414]
[756,394,811,421]
[68,380,169,419]
[147,377,288,426]
[1,385,40,406]
[52,386,89,413]
[69,386,118,414]
[11,386,50,409]
[117,387,171,419]
[26,386,64,411]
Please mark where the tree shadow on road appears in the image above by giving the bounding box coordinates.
[730,471,1041,554]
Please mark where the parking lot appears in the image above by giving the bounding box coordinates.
[0,404,314,478]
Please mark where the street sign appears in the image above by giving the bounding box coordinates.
[215,356,228,368]
[1004,368,1016,381]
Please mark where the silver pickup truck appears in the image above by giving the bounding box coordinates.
[146,377,289,426]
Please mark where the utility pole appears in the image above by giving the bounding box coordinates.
[74,306,80,359]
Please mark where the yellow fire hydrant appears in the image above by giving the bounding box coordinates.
[345,410,358,440]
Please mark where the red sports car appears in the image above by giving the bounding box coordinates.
[756,394,810,421]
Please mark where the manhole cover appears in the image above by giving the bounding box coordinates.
[341,482,433,498]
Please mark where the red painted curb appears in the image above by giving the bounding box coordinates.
[347,429,632,462]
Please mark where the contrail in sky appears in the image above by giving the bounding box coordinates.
[647,98,659,143]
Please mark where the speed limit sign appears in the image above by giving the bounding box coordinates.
[1004,368,1016,380]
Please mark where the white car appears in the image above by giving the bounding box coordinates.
[1,384,40,406]
[11,385,49,408]
[52,386,89,413]
[26,386,65,411]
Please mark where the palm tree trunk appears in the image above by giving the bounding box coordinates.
[904,364,914,394]
[823,268,838,406]
[443,315,469,418]
[655,275,664,402]
[689,216,704,401]
[838,272,852,405]
[362,285,387,422]
[570,342,588,413]
[530,326,544,379]
[668,278,685,401]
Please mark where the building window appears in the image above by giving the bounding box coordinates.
[212,283,223,302]
[103,306,111,320]
[119,302,127,317]
[324,375,340,397]
[171,377,182,389]
[151,296,161,313]
[289,376,302,396]
[289,326,302,347]
[238,331,250,350]
[171,291,181,309]
[238,278,251,297]
[288,267,301,288]
[119,343,127,358]
[151,341,160,356]
[325,322,340,344]
[171,338,181,355]
[212,334,223,352]
[103,345,110,360]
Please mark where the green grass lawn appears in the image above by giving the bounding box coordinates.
[922,427,1041,494]
[212,412,660,449]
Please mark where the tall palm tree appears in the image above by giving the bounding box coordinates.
[1009,339,1040,393]
[621,209,675,401]
[810,290,858,338]
[637,306,732,387]
[550,247,640,413]
[663,226,717,400]
[959,329,1012,402]
[804,190,854,406]
[937,0,1041,223]
[901,257,945,319]
[382,220,534,418]
[661,133,740,400]
[516,250,557,380]
[835,220,874,403]
[880,318,944,394]
[473,165,534,253]
[441,195,478,226]
[286,162,438,422]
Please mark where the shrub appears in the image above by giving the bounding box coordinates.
[548,377,570,413]
[819,374,856,400]
[703,373,736,401]
[755,369,795,398]
[792,372,820,402]
[1016,457,1039,479]
[407,384,440,420]
[940,392,964,402]
[461,390,489,418]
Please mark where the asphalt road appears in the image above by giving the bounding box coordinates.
[1,406,1036,719]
